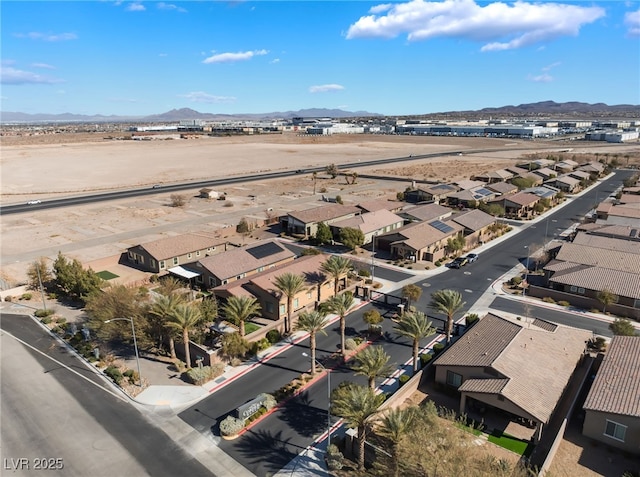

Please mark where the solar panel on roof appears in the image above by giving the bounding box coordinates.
[476,188,493,197]
[246,241,284,259]
[429,220,454,233]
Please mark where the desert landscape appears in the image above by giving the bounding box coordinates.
[1,132,639,286]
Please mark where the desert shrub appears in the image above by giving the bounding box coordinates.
[558,301,571,307]
[373,282,383,289]
[41,316,53,324]
[57,317,67,325]
[230,357,242,367]
[465,314,480,327]
[123,369,139,384]
[510,276,523,286]
[185,365,224,385]
[259,393,277,411]
[398,374,410,386]
[590,308,600,313]
[223,201,234,207]
[149,274,159,283]
[326,444,344,471]
[420,353,432,367]
[542,297,556,304]
[358,269,371,277]
[435,260,442,267]
[266,329,281,344]
[219,415,245,437]
[301,247,322,256]
[433,343,445,355]
[21,293,33,300]
[47,292,58,300]
[34,308,54,317]
[4,296,12,302]
[345,338,358,350]
[104,365,123,385]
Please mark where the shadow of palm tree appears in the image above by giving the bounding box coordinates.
[277,390,328,438]
[230,427,301,471]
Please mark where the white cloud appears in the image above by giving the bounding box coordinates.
[179,91,236,103]
[126,2,145,12]
[309,84,345,93]
[541,61,561,72]
[31,63,56,70]
[270,58,280,64]
[158,2,187,13]
[625,8,640,37]
[346,0,605,51]
[14,32,78,41]
[202,49,268,64]
[0,66,63,85]
[528,73,553,83]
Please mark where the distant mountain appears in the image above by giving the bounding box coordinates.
[2,101,638,123]
[0,107,381,123]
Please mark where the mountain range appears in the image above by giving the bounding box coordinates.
[1,101,639,123]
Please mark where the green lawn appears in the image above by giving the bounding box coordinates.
[487,430,531,455]
[244,322,261,335]
[96,270,119,280]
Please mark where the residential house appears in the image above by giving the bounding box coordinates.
[473,169,514,184]
[485,181,519,196]
[449,209,497,248]
[375,219,464,262]
[577,161,605,176]
[582,336,640,455]
[568,170,592,182]
[433,313,590,443]
[213,254,337,324]
[197,239,296,288]
[404,184,459,204]
[356,199,406,214]
[284,204,361,237]
[447,186,496,208]
[399,203,453,223]
[453,179,486,191]
[575,223,640,242]
[531,167,557,181]
[539,238,640,318]
[523,185,561,204]
[126,233,227,273]
[554,159,579,173]
[595,202,640,226]
[488,192,540,219]
[548,175,581,193]
[330,209,404,245]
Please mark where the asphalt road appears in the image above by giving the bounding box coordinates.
[0,313,215,477]
[178,170,635,476]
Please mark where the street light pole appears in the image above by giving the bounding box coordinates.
[302,352,331,449]
[105,318,142,387]
[523,246,530,297]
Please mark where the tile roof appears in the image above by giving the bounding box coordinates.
[583,336,640,418]
[459,378,509,394]
[571,232,640,254]
[554,243,640,273]
[137,232,226,260]
[449,209,496,232]
[532,167,557,178]
[435,313,590,422]
[485,182,519,195]
[356,199,406,213]
[549,266,640,300]
[455,179,486,190]
[576,223,640,241]
[288,204,361,224]
[419,183,459,195]
[620,194,640,205]
[553,175,580,186]
[494,192,540,207]
[331,209,404,235]
[198,239,295,280]
[568,170,591,180]
[401,203,452,222]
[390,219,463,251]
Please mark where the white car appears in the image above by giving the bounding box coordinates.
[27,200,42,205]
[465,253,479,263]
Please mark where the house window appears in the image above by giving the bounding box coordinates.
[257,267,264,272]
[604,420,626,442]
[159,261,165,270]
[266,302,274,313]
[196,275,203,283]
[187,253,192,259]
[578,287,585,295]
[293,298,299,309]
[634,299,640,309]
[497,395,505,401]
[236,273,245,280]
[446,370,462,388]
[570,286,577,293]
[279,304,286,315]
[307,291,312,299]
[196,250,201,257]
[173,257,179,266]
[222,279,227,285]
[209,277,216,286]
[151,259,156,268]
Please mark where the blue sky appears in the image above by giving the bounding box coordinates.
[1,0,639,116]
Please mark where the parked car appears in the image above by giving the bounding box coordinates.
[152,184,162,189]
[465,253,479,263]
[449,256,468,269]
[27,200,42,205]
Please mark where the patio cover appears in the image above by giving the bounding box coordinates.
[167,265,201,279]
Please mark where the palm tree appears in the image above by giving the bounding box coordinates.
[394,311,435,373]
[323,291,355,357]
[401,283,422,310]
[597,288,618,314]
[312,171,318,195]
[149,293,184,360]
[274,273,306,335]
[295,310,329,375]
[221,295,261,338]
[429,289,465,344]
[331,384,385,471]
[377,407,418,477]
[166,303,203,368]
[351,345,394,390]
[321,255,353,296]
